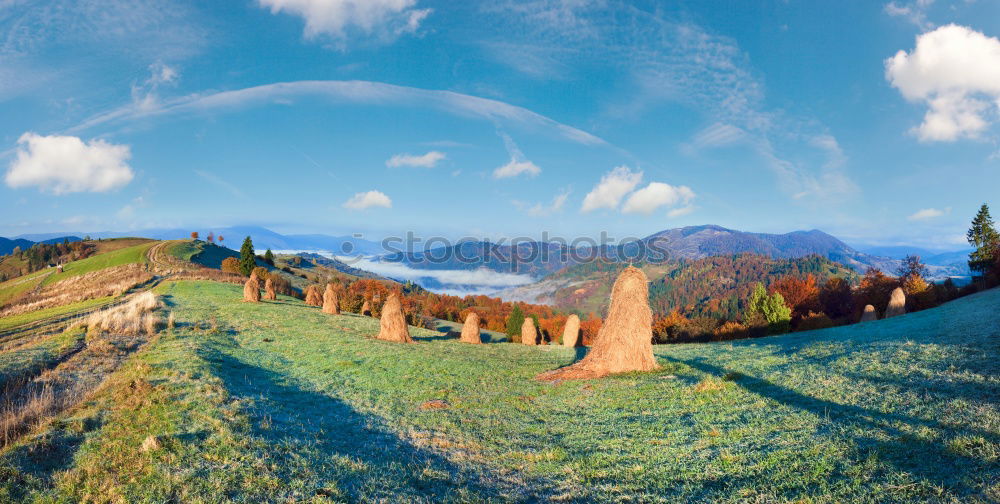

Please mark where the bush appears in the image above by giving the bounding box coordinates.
[746,283,791,335]
[220,257,241,275]
[796,312,836,331]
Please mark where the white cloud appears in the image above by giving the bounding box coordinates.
[908,207,950,221]
[343,190,392,210]
[690,122,747,150]
[580,166,643,213]
[886,24,1000,141]
[622,182,696,215]
[386,150,445,168]
[258,0,431,42]
[72,80,607,147]
[493,159,541,179]
[5,133,133,194]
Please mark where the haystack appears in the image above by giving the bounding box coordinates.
[264,277,277,301]
[361,300,372,316]
[322,284,340,315]
[243,272,261,303]
[376,293,412,343]
[459,312,481,344]
[305,285,323,306]
[537,266,658,380]
[860,304,877,322]
[562,314,581,347]
[521,317,538,345]
[884,287,906,319]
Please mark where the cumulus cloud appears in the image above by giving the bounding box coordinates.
[5,133,134,194]
[386,150,445,168]
[908,207,950,221]
[343,190,392,210]
[622,182,696,215]
[258,0,431,42]
[885,24,1000,141]
[493,159,541,179]
[580,166,643,213]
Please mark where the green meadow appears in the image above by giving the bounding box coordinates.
[0,279,995,502]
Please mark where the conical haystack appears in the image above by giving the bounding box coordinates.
[860,304,877,322]
[243,272,261,303]
[884,287,906,318]
[305,285,322,306]
[322,283,340,315]
[459,312,481,344]
[376,293,413,343]
[264,277,277,301]
[361,299,372,316]
[521,317,537,345]
[562,314,581,347]
[537,266,658,380]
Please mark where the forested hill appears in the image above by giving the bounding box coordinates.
[499,254,858,320]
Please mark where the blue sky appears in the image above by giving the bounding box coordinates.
[1,0,999,250]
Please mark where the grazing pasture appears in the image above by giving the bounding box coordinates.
[0,279,995,502]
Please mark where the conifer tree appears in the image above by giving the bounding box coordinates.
[967,203,999,278]
[239,236,256,276]
[506,305,525,341]
[263,249,275,266]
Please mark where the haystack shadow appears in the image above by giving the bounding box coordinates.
[666,356,998,497]
[203,344,545,502]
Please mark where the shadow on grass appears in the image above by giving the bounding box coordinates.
[203,344,541,502]
[667,356,999,498]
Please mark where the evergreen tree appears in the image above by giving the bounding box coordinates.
[896,255,928,283]
[967,203,999,278]
[263,249,275,266]
[505,305,525,341]
[239,236,256,276]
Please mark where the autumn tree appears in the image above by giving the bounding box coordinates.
[857,268,898,315]
[191,231,199,240]
[207,232,215,243]
[221,257,241,274]
[818,277,853,320]
[770,274,819,321]
[239,236,256,276]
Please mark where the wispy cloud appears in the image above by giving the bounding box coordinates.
[884,0,935,30]
[492,130,541,179]
[514,189,570,217]
[194,169,245,198]
[71,80,608,147]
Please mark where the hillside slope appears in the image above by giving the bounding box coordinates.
[1,280,995,502]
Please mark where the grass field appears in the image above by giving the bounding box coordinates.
[167,240,238,270]
[0,297,112,332]
[0,280,996,502]
[0,270,51,308]
[40,243,153,288]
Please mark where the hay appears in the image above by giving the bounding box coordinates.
[361,300,372,316]
[860,304,877,322]
[537,266,658,380]
[562,314,581,347]
[376,293,413,343]
[305,285,323,306]
[459,312,481,344]
[521,317,537,345]
[243,272,261,303]
[264,277,277,301]
[884,287,906,318]
[322,283,340,315]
